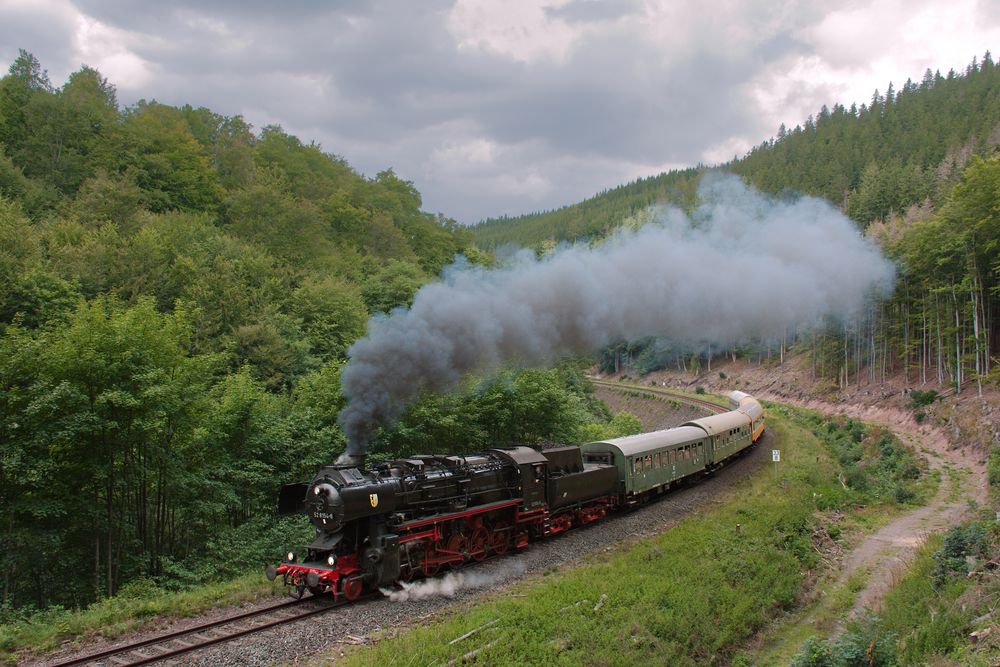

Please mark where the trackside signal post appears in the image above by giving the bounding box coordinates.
[772,449,780,480]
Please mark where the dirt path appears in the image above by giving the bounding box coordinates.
[760,392,988,627]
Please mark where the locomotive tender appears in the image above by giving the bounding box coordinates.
[267,390,765,600]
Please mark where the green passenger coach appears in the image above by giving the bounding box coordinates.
[581,426,709,497]
[580,392,762,502]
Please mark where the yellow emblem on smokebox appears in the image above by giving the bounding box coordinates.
[369,493,379,508]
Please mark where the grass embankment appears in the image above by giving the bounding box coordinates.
[0,572,282,664]
[784,518,999,667]
[339,405,928,666]
[752,406,937,665]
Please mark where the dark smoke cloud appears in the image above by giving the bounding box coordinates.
[338,174,895,456]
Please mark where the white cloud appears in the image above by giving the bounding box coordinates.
[753,0,1000,137]
[74,12,153,90]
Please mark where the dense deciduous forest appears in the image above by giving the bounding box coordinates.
[477,53,1000,396]
[0,50,630,612]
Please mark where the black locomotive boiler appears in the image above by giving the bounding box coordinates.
[267,391,764,600]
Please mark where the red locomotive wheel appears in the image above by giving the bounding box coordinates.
[490,522,511,556]
[341,574,363,601]
[446,534,467,566]
[469,527,489,561]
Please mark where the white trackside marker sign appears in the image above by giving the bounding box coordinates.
[772,450,780,462]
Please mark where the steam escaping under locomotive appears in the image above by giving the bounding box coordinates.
[266,390,765,601]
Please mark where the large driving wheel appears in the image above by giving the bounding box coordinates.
[469,526,489,562]
[446,534,467,567]
[490,521,511,556]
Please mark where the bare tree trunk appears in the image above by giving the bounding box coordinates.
[954,287,962,393]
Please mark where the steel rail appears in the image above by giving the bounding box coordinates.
[49,594,375,666]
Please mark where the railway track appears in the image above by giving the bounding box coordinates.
[49,382,724,667]
[587,377,728,415]
[50,593,375,667]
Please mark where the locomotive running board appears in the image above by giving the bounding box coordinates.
[395,498,522,531]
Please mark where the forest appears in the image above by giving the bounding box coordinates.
[0,50,632,612]
[3,45,999,619]
[477,53,1000,398]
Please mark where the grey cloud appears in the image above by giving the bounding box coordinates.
[1,0,967,222]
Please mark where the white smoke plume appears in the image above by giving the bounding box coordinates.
[339,173,895,456]
[380,559,527,602]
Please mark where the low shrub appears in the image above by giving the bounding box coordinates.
[790,616,897,667]
[908,389,939,410]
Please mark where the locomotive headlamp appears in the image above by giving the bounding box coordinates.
[286,551,295,562]
[327,554,336,567]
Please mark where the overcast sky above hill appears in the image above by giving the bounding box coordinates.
[1,0,998,223]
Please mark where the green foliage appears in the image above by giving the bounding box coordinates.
[695,386,706,394]
[931,522,989,586]
[377,366,606,458]
[577,410,643,442]
[122,102,223,213]
[907,389,938,409]
[790,637,834,667]
[777,409,925,508]
[791,617,898,667]
[988,448,1000,488]
[0,52,474,616]
[360,259,427,313]
[879,531,980,663]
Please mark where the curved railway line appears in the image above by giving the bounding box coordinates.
[45,382,729,666]
[587,377,729,415]
[48,594,377,667]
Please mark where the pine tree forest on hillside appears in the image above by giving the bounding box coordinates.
[0,50,626,612]
[476,53,1000,398]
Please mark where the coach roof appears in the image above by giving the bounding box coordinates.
[584,426,707,457]
[683,411,751,436]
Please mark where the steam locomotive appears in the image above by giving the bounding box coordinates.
[266,390,765,600]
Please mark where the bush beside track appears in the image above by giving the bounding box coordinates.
[339,403,929,666]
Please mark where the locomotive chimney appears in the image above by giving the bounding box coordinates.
[334,452,367,469]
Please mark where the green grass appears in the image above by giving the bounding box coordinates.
[0,571,282,664]
[880,533,973,663]
[336,409,856,666]
[752,568,871,666]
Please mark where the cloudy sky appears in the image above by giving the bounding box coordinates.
[1,0,998,223]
